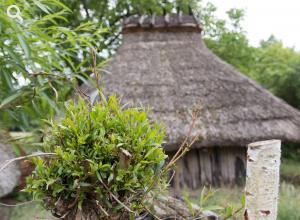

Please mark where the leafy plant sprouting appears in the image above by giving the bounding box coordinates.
[25,95,167,219]
[182,186,245,219]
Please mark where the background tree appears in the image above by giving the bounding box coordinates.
[0,0,104,130]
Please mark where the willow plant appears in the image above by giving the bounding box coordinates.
[0,0,104,130]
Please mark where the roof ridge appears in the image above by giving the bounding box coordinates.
[123,14,202,33]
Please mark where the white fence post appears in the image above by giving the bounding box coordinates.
[245,140,281,220]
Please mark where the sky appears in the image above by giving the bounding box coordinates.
[203,0,300,50]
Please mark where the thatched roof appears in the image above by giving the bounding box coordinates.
[82,14,300,151]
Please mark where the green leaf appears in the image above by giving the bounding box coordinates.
[16,33,31,59]
[46,179,56,190]
[225,206,234,217]
[79,182,92,187]
[0,92,22,109]
[108,173,114,183]
[241,194,246,206]
[144,147,158,159]
[33,0,52,14]
[3,45,25,69]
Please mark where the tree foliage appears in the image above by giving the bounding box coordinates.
[201,7,255,75]
[198,3,300,111]
[251,37,300,108]
[0,0,104,130]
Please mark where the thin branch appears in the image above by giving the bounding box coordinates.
[143,205,161,220]
[166,135,199,171]
[67,189,80,209]
[167,170,176,185]
[90,48,99,85]
[169,111,198,163]
[59,210,71,219]
[95,200,109,217]
[98,178,136,215]
[0,200,37,207]
[0,153,57,173]
[74,85,90,101]
[163,111,200,173]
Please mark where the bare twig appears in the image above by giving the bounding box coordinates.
[163,111,200,173]
[90,48,100,87]
[167,170,176,185]
[74,85,90,101]
[67,189,80,209]
[60,210,71,219]
[95,200,109,217]
[143,205,161,220]
[0,200,37,207]
[98,178,136,215]
[170,111,198,160]
[166,135,199,171]
[0,152,57,173]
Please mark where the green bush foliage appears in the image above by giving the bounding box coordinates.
[25,95,167,218]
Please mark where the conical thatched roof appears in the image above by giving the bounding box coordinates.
[83,14,300,151]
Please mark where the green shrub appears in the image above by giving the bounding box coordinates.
[25,95,167,219]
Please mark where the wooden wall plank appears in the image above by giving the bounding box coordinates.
[184,150,200,189]
[199,148,212,185]
[168,147,247,189]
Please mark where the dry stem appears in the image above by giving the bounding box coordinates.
[98,178,136,215]
[0,152,57,173]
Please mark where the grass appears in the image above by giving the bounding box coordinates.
[278,159,300,219]
[278,182,300,220]
[281,159,300,176]
[187,183,300,220]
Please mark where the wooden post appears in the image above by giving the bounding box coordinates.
[245,140,281,220]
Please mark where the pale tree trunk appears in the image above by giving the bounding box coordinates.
[245,140,281,220]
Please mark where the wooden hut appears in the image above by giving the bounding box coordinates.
[82,14,300,189]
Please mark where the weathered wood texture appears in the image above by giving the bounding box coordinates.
[170,147,246,189]
[245,140,281,220]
